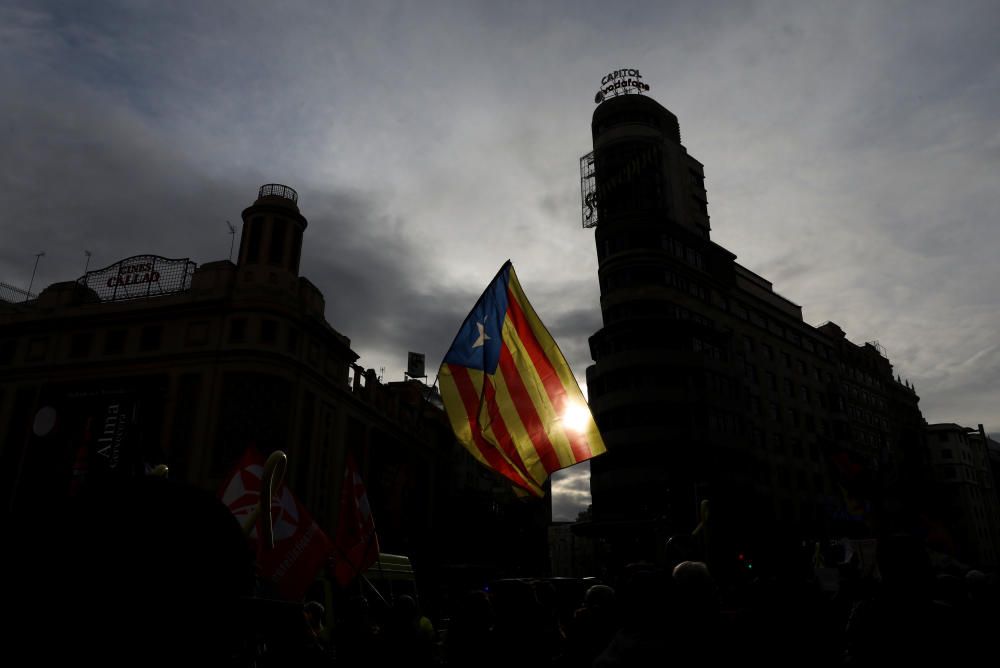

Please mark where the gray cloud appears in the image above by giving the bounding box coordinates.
[4,0,999,520]
[551,462,592,521]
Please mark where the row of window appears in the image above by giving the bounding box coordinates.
[838,362,885,391]
[852,427,886,449]
[597,231,705,271]
[600,265,708,300]
[942,466,980,482]
[728,304,836,363]
[589,366,685,395]
[842,382,887,409]
[597,402,687,430]
[227,316,294,351]
[739,335,833,384]
[936,430,970,445]
[8,316,308,364]
[604,299,712,327]
[692,336,725,361]
[15,325,163,363]
[591,367,741,403]
[846,403,889,431]
[940,447,978,464]
[742,363,829,404]
[704,396,836,447]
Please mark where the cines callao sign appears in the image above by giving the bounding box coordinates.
[79,254,196,302]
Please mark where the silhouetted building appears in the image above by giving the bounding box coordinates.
[983,431,1000,508]
[924,423,1000,566]
[0,185,546,602]
[581,93,929,573]
[549,521,597,577]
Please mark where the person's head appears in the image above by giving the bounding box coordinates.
[673,561,714,591]
[584,584,616,609]
[672,561,717,614]
[965,569,988,602]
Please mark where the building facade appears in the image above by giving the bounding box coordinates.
[924,423,1000,567]
[582,93,928,573]
[0,185,546,606]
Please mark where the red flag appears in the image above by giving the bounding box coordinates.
[332,454,380,586]
[220,448,332,600]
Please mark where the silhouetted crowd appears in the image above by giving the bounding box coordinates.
[8,476,999,667]
[314,541,1000,668]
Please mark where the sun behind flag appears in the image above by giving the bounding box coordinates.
[438,261,606,496]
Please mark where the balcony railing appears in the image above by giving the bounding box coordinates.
[257,183,298,203]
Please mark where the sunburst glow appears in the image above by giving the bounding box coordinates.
[561,401,592,434]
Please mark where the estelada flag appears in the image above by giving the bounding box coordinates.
[220,448,332,600]
[331,453,380,586]
[438,261,606,496]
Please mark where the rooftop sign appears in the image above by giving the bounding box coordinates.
[78,254,196,302]
[595,68,650,103]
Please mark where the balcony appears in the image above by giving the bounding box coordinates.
[257,183,298,204]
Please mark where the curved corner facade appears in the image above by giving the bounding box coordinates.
[587,95,723,533]
[585,94,928,567]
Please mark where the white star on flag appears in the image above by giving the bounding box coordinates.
[472,320,490,349]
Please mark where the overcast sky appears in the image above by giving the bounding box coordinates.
[3,1,998,521]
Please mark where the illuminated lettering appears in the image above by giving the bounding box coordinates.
[596,68,650,103]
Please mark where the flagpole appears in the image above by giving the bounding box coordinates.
[242,450,287,548]
[329,532,382,593]
[361,575,389,607]
[373,538,386,599]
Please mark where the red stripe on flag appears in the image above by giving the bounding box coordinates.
[497,344,562,473]
[506,287,593,462]
[449,364,536,491]
[483,378,537,484]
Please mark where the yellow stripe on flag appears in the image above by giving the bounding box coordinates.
[500,317,583,470]
[439,363,542,495]
[507,270,607,463]
[489,346,549,486]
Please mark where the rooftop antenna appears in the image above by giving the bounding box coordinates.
[81,250,93,289]
[27,251,45,297]
[226,221,236,261]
